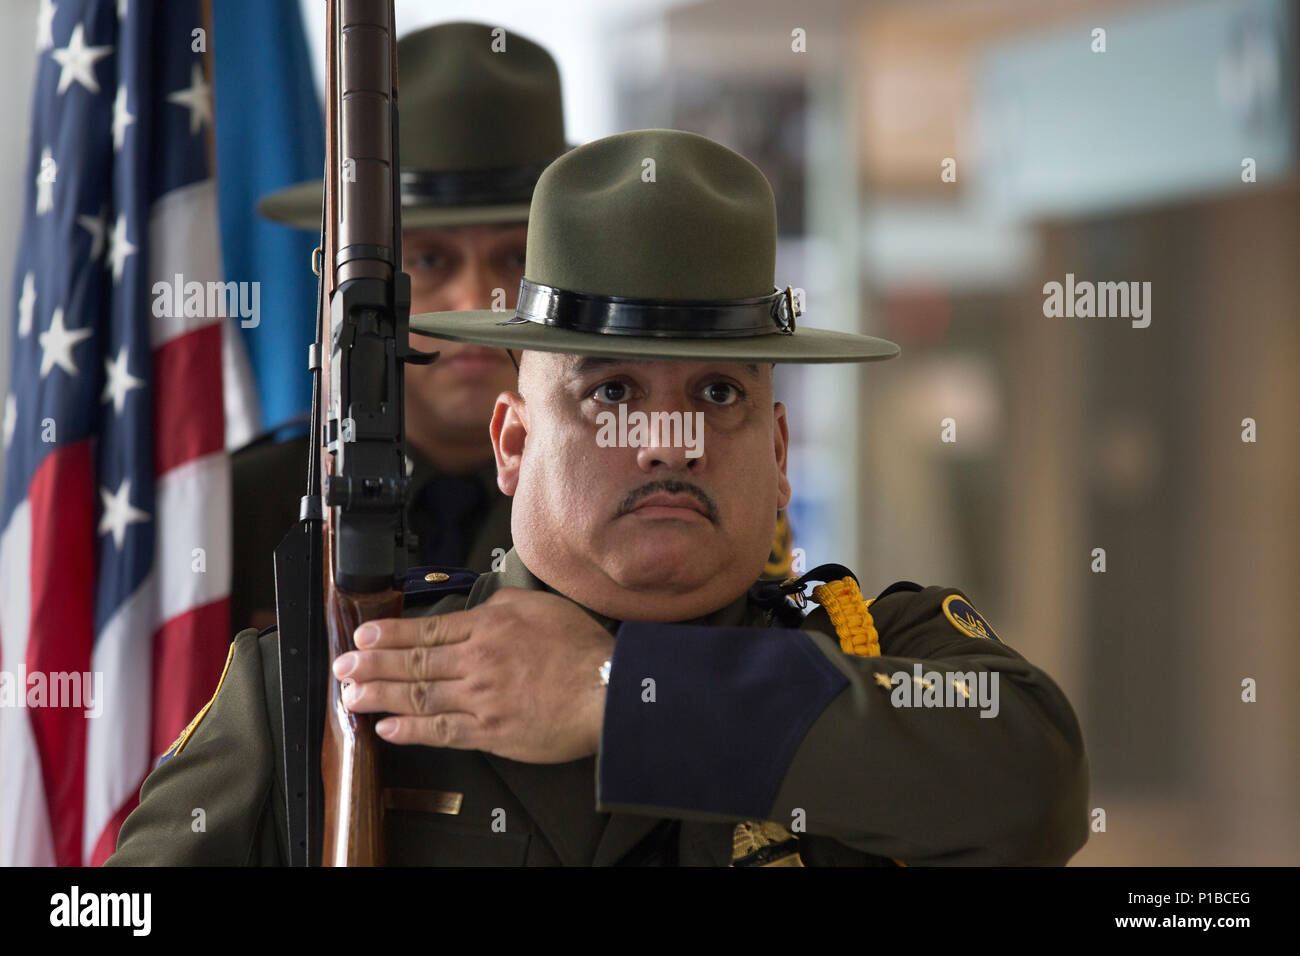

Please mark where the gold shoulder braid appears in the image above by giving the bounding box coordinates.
[731,565,902,867]
[811,576,880,658]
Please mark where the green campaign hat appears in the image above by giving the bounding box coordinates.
[258,22,566,230]
[409,129,900,363]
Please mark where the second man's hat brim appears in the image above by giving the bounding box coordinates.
[410,309,900,364]
[257,179,532,230]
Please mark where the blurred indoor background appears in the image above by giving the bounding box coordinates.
[1,0,1295,865]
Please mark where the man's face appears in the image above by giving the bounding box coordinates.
[403,223,525,467]
[490,352,792,622]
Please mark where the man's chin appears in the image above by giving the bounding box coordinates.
[421,388,503,433]
[600,525,719,589]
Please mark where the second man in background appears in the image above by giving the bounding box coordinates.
[232,22,567,631]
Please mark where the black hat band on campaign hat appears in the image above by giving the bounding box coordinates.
[503,278,800,338]
[399,159,554,208]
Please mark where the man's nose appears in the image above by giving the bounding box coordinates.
[634,406,705,472]
[445,257,496,311]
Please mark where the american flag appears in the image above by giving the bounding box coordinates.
[0,0,257,865]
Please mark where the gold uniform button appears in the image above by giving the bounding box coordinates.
[424,572,450,583]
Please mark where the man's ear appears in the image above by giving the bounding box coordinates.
[490,391,527,496]
[773,401,792,510]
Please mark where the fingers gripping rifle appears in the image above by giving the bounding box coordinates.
[274,0,432,867]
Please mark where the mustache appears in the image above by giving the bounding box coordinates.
[615,479,719,524]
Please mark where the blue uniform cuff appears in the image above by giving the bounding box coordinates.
[598,622,847,818]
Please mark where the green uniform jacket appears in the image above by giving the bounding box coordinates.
[108,551,1089,866]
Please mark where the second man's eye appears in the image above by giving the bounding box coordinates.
[410,251,452,272]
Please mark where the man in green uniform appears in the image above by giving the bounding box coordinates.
[230,22,564,631]
[109,129,1089,866]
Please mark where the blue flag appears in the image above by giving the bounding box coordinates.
[212,0,323,434]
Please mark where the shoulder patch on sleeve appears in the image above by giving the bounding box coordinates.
[159,639,238,764]
[404,566,480,606]
[941,593,1002,643]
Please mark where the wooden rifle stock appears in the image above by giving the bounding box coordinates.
[319,581,396,866]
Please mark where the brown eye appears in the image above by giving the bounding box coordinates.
[701,382,741,406]
[410,251,451,272]
[591,381,629,404]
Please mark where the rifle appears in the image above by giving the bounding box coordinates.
[274,0,428,867]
